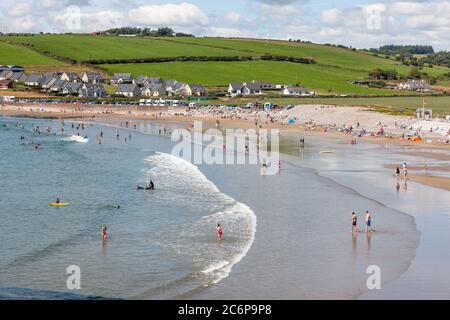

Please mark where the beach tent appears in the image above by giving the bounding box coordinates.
[263,102,273,110]
[288,119,296,125]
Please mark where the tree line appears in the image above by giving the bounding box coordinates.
[97,27,194,38]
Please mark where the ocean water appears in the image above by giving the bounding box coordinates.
[2,116,444,300]
[0,117,255,299]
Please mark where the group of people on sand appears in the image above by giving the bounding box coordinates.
[352,211,373,233]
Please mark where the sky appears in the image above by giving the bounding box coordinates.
[0,0,449,50]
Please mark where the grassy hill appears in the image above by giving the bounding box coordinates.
[0,41,62,65]
[0,34,448,97]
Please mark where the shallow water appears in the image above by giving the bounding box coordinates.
[0,117,254,299]
[1,116,447,299]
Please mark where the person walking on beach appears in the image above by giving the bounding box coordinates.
[365,211,373,232]
[352,212,358,233]
[102,225,108,241]
[217,224,223,240]
[396,167,400,178]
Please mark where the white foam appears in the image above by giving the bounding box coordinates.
[63,135,89,143]
[145,152,257,286]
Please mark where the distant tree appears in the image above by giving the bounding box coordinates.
[408,66,421,79]
[156,27,175,37]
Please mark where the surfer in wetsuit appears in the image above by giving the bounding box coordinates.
[56,198,60,204]
[148,180,155,190]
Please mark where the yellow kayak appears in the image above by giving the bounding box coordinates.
[50,202,70,207]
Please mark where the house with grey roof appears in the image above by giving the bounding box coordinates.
[186,84,208,97]
[165,80,188,96]
[81,72,103,84]
[78,83,107,98]
[115,83,141,97]
[228,82,263,97]
[61,72,81,83]
[49,79,66,92]
[250,80,276,90]
[134,75,149,86]
[0,70,14,80]
[62,82,82,96]
[111,73,132,85]
[9,72,27,83]
[25,74,42,87]
[142,82,167,97]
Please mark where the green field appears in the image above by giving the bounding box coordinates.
[0,41,62,65]
[2,35,249,62]
[0,34,448,97]
[102,60,411,95]
[163,38,449,77]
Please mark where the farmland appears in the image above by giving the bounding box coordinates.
[0,34,448,98]
[101,60,408,95]
[0,41,62,66]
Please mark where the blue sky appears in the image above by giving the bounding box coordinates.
[0,0,449,50]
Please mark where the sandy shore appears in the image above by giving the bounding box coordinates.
[2,102,449,191]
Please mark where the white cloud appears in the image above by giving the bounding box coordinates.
[53,10,124,32]
[10,16,38,32]
[225,11,241,23]
[260,3,299,16]
[320,8,341,24]
[208,27,258,38]
[128,2,209,27]
[40,0,59,8]
[7,2,32,17]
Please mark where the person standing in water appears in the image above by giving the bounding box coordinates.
[365,211,373,232]
[217,224,223,240]
[102,225,108,240]
[352,212,358,233]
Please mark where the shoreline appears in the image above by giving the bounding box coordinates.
[3,103,448,192]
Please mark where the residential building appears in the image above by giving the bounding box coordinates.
[142,82,166,97]
[111,73,132,85]
[61,72,81,82]
[186,84,208,97]
[0,80,13,90]
[115,83,141,97]
[25,74,42,87]
[282,86,313,96]
[62,82,82,96]
[78,83,107,98]
[81,72,103,84]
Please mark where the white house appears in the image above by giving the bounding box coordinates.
[283,86,314,96]
[186,84,208,97]
[228,82,263,97]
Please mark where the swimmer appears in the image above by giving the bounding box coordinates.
[102,225,108,240]
[217,224,223,240]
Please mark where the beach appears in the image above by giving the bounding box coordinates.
[0,104,450,299]
[2,102,449,191]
